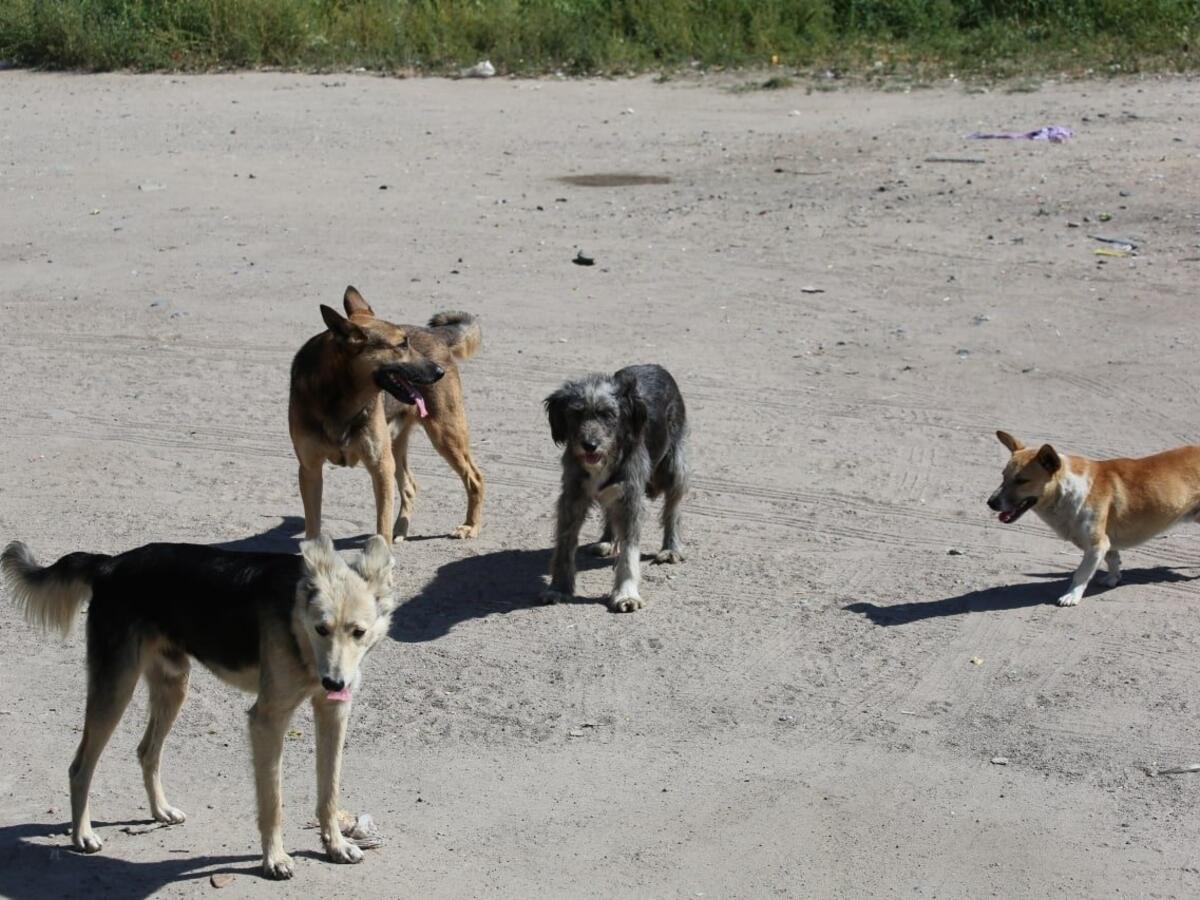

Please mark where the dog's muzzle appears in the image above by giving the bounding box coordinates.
[375,363,444,418]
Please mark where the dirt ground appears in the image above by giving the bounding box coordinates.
[2,70,1200,898]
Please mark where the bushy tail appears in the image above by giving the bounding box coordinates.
[1,542,106,636]
[427,311,481,362]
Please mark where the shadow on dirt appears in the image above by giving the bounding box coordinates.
[0,820,271,899]
[390,546,616,643]
[211,516,478,553]
[844,566,1200,626]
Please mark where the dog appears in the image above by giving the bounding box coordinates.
[988,430,1200,606]
[289,286,485,543]
[0,534,395,879]
[541,364,688,612]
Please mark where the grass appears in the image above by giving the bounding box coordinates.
[0,1,1196,77]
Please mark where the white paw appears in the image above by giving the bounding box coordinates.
[263,851,295,880]
[74,831,103,854]
[609,592,644,613]
[153,804,187,825]
[541,587,571,605]
[1057,591,1082,607]
[327,839,365,865]
[1103,571,1121,588]
[590,541,618,558]
[653,548,684,564]
[451,523,480,539]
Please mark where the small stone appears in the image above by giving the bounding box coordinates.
[572,250,594,266]
[991,756,1009,766]
[947,548,963,556]
[210,873,234,888]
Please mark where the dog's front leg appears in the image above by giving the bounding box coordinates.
[1059,539,1109,606]
[542,481,589,604]
[298,462,324,540]
[312,697,363,865]
[609,489,644,613]
[248,701,296,879]
[368,451,396,544]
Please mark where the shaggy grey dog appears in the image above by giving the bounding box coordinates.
[541,364,688,612]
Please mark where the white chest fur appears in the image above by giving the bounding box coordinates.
[1035,468,1095,549]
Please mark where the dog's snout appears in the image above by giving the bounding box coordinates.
[987,493,1001,511]
[321,676,345,692]
[581,439,599,453]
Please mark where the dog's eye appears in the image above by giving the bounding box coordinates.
[1014,477,1029,486]
[394,338,408,350]
[315,624,331,637]
[352,627,366,639]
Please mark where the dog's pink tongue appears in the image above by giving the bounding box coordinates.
[998,511,1013,524]
[326,687,352,702]
[413,392,428,419]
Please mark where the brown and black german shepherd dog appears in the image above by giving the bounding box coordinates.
[288,286,484,543]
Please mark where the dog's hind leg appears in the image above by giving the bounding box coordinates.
[1103,549,1122,587]
[298,461,324,540]
[137,648,190,825]
[424,415,485,539]
[591,511,619,558]
[312,697,363,865]
[248,700,297,879]
[654,442,688,565]
[391,420,418,542]
[70,629,143,853]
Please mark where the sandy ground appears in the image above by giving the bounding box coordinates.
[2,69,1200,898]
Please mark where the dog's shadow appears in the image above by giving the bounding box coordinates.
[212,516,446,553]
[390,546,616,643]
[0,820,281,899]
[844,566,1200,626]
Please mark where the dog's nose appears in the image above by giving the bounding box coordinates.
[581,439,598,453]
[321,676,345,692]
[987,494,1001,511]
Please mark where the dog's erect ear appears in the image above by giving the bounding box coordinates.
[544,387,571,446]
[343,285,374,318]
[300,533,343,579]
[1036,444,1061,474]
[620,380,647,437]
[320,304,367,345]
[354,535,396,613]
[996,430,1025,453]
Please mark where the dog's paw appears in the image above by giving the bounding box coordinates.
[262,852,296,880]
[152,804,187,825]
[1102,571,1121,588]
[540,587,571,605]
[653,548,684,565]
[609,592,645,613]
[73,831,103,854]
[590,541,619,558]
[326,839,365,865]
[1057,591,1082,607]
[451,523,480,540]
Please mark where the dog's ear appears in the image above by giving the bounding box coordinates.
[343,285,374,318]
[620,380,647,437]
[544,387,571,446]
[300,533,342,580]
[320,304,367,345]
[1036,444,1061,474]
[996,430,1025,453]
[354,535,396,614]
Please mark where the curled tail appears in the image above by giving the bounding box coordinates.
[427,311,481,362]
[1,542,107,636]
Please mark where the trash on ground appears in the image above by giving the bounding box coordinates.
[336,811,384,849]
[924,157,986,164]
[1094,248,1131,258]
[461,60,495,78]
[1090,234,1137,251]
[1146,764,1200,777]
[966,125,1074,143]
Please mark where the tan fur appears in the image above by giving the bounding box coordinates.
[989,430,1200,606]
[1,541,90,635]
[289,286,484,543]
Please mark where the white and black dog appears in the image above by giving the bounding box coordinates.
[0,534,394,880]
[542,364,688,612]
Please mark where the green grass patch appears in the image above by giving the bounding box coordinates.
[0,1,1197,76]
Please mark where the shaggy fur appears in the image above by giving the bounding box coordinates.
[541,364,688,612]
[0,534,395,880]
[289,285,485,543]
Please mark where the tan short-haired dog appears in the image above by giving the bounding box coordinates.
[988,430,1200,606]
[289,286,484,543]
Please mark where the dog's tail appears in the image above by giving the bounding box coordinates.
[1,542,107,637]
[427,311,481,362]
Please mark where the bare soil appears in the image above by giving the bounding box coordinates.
[2,71,1200,898]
